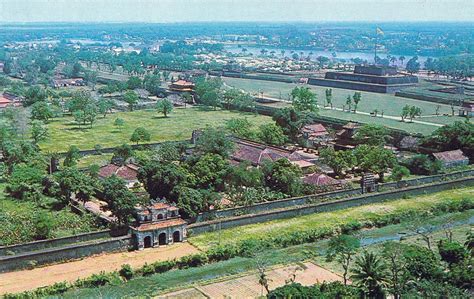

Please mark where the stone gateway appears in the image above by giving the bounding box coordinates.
[130,202,187,250]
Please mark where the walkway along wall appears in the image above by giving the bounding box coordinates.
[188,176,474,235]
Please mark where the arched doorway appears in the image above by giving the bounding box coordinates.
[173,231,181,243]
[143,236,152,248]
[157,214,164,220]
[158,232,167,245]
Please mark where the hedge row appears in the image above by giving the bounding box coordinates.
[4,198,473,298]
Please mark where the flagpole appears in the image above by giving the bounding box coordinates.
[374,27,377,65]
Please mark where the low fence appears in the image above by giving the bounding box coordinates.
[196,169,474,222]
[189,176,474,235]
[0,230,113,256]
[0,236,132,273]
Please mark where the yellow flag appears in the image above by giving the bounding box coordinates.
[376,27,384,35]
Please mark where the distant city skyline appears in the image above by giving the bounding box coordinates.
[1,0,473,23]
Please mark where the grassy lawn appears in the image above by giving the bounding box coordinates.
[189,187,474,250]
[40,107,272,152]
[223,77,466,135]
[60,209,472,298]
[0,183,99,246]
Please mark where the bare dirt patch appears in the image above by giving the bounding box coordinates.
[0,242,198,295]
[159,261,342,298]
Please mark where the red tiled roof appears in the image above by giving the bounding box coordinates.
[98,163,139,181]
[171,80,194,87]
[302,123,328,137]
[151,202,171,210]
[432,150,468,163]
[131,218,186,232]
[303,173,340,186]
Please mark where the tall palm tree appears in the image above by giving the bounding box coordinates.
[399,56,406,66]
[351,251,388,298]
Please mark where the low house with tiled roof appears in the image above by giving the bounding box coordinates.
[432,149,469,168]
[300,123,333,147]
[98,163,140,188]
[459,101,474,118]
[169,80,194,92]
[0,93,22,109]
[231,139,316,170]
[303,173,342,189]
[130,201,187,250]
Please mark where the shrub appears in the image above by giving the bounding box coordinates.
[77,271,120,288]
[206,245,238,262]
[152,260,176,273]
[177,253,209,269]
[438,240,468,266]
[119,264,134,281]
[141,263,155,276]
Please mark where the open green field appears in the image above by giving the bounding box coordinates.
[0,184,98,246]
[60,209,472,298]
[189,186,474,250]
[39,107,272,152]
[223,77,466,135]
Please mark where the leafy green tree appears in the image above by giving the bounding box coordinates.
[226,161,263,189]
[422,121,474,160]
[126,76,142,90]
[114,117,125,131]
[33,212,53,240]
[123,90,139,111]
[97,98,115,118]
[30,101,54,123]
[320,147,355,178]
[326,234,360,285]
[389,165,410,183]
[261,158,303,196]
[23,86,46,106]
[273,108,316,142]
[352,92,362,112]
[102,175,141,225]
[143,74,162,96]
[408,106,422,121]
[351,251,388,298]
[291,87,318,112]
[63,145,80,167]
[201,90,220,110]
[353,124,390,146]
[54,166,97,204]
[382,242,407,299]
[406,56,420,74]
[187,153,229,190]
[438,240,468,266]
[402,244,443,281]
[130,127,151,145]
[225,118,254,139]
[354,145,397,181]
[84,70,98,90]
[345,95,352,111]
[73,103,97,128]
[404,154,442,175]
[30,120,49,144]
[195,127,234,158]
[111,144,133,165]
[156,99,174,117]
[325,88,333,108]
[6,164,45,201]
[258,123,286,146]
[138,161,188,201]
[175,187,219,218]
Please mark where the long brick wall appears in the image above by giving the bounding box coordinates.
[189,177,474,235]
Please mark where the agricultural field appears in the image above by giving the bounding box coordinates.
[0,184,99,246]
[39,107,272,152]
[223,77,467,135]
[189,186,474,250]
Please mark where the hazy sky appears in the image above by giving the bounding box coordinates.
[1,0,473,23]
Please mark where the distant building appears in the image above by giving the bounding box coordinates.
[308,65,418,94]
[303,173,341,188]
[398,136,421,151]
[300,123,333,147]
[459,101,474,118]
[432,150,469,168]
[98,163,140,188]
[231,138,316,170]
[169,80,194,92]
[0,93,22,109]
[130,201,187,250]
[336,122,361,142]
[51,78,85,88]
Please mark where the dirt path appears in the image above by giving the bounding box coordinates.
[160,261,342,298]
[0,242,198,295]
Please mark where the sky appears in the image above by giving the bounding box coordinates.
[0,0,473,23]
